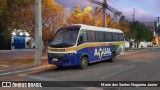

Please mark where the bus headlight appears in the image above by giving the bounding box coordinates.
[66,53,75,56]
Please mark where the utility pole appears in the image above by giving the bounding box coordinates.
[157,17,160,34]
[35,0,42,66]
[132,8,136,22]
[157,17,160,26]
[87,0,107,27]
[102,0,107,27]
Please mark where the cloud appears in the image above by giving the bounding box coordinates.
[123,7,156,22]
[55,0,97,9]
[152,0,160,10]
[55,0,98,11]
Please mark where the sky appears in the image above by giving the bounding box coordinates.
[55,0,160,22]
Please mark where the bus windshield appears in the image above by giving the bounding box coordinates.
[50,26,80,48]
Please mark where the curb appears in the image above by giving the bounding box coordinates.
[0,65,55,77]
[126,47,160,51]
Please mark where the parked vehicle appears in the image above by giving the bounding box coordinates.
[48,24,125,69]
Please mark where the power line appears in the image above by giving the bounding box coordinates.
[87,0,132,23]
[107,5,131,22]
[108,0,132,17]
[108,0,132,21]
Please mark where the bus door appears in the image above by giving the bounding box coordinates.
[78,30,91,61]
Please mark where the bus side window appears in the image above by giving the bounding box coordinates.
[78,30,88,45]
[112,33,119,41]
[87,30,96,42]
[112,33,115,41]
[105,32,113,42]
[95,31,105,42]
[119,33,124,41]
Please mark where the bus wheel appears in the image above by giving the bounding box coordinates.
[80,57,88,69]
[110,52,116,62]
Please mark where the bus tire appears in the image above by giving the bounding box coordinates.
[80,57,88,69]
[109,52,116,62]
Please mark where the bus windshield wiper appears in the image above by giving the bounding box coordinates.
[50,43,72,48]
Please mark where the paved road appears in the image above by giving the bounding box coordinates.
[0,48,160,90]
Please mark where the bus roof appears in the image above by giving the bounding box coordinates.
[72,24,123,33]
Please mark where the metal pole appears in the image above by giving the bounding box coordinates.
[103,7,106,27]
[35,0,42,66]
[103,0,107,27]
[132,8,136,22]
[158,17,160,26]
[157,17,160,34]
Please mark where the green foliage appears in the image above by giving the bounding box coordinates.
[129,21,153,42]
[7,0,35,32]
[118,16,129,36]
[7,0,34,8]
[0,0,11,38]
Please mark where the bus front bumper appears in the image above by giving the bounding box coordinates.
[48,53,79,66]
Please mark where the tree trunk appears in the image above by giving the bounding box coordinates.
[42,44,48,56]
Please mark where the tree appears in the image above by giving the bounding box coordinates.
[118,16,129,37]
[96,14,119,29]
[7,0,66,52]
[67,6,128,32]
[0,0,14,50]
[7,0,35,36]
[92,7,119,29]
[42,0,65,52]
[67,5,83,25]
[92,7,102,26]
[0,0,9,34]
[81,6,94,25]
[129,21,153,42]
[67,6,94,25]
[0,0,11,48]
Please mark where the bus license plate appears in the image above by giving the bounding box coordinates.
[52,58,58,61]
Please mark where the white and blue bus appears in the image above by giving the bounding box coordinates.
[48,24,125,69]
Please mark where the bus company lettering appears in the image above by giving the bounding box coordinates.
[94,47,111,59]
[51,49,65,52]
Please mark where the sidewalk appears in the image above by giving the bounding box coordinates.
[0,60,54,77]
[0,49,54,77]
[0,49,35,60]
